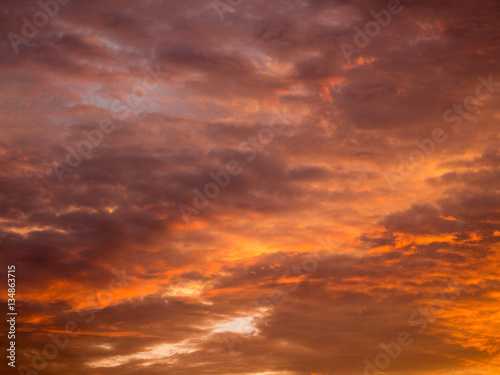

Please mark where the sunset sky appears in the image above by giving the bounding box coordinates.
[1,0,499,374]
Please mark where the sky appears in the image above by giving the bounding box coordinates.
[0,0,499,374]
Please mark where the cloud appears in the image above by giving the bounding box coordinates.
[1,0,499,374]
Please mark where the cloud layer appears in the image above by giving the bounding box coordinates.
[0,0,499,374]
